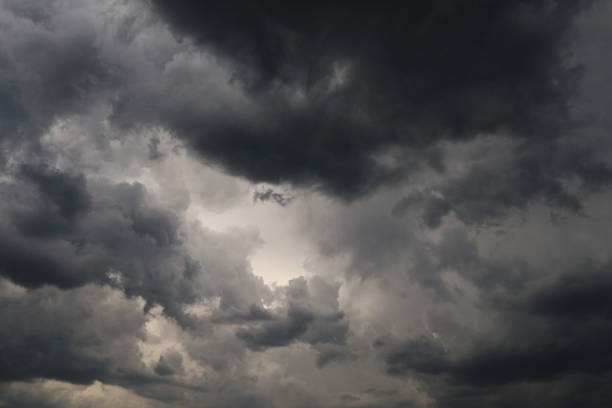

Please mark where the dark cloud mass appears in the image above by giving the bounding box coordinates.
[0,281,147,385]
[140,0,603,203]
[1,0,612,407]
[236,277,349,351]
[253,187,294,207]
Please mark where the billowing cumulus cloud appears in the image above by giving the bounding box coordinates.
[236,276,349,351]
[1,0,612,407]
[140,0,610,203]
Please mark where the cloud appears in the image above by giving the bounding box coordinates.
[314,344,358,368]
[127,0,598,201]
[253,188,294,207]
[393,137,612,227]
[236,276,349,351]
[0,280,147,385]
[0,163,269,328]
[0,0,112,161]
[379,264,612,388]
[154,350,185,377]
[528,265,612,318]
[1,0,612,407]
[0,380,163,408]
[12,164,92,237]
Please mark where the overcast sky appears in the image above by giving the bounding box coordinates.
[1,1,612,407]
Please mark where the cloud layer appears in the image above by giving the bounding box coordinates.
[1,0,612,407]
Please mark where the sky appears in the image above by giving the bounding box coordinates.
[0,1,612,407]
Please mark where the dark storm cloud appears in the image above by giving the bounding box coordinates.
[131,0,596,201]
[236,307,347,350]
[381,335,449,377]
[236,276,349,351]
[393,139,612,227]
[378,264,612,391]
[253,188,294,207]
[1,0,612,407]
[0,166,94,287]
[0,280,211,406]
[0,168,270,328]
[410,228,533,297]
[0,175,177,288]
[527,264,612,318]
[236,306,316,350]
[14,164,92,237]
[314,344,357,368]
[211,304,276,324]
[154,350,185,377]
[0,1,111,160]
[318,202,533,298]
[0,282,146,385]
[434,374,612,408]
[382,326,612,387]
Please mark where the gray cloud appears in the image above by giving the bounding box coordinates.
[0,0,112,162]
[121,0,600,203]
[0,163,269,329]
[0,281,146,385]
[376,263,612,400]
[154,350,185,377]
[253,188,294,207]
[393,139,612,227]
[1,0,612,407]
[236,276,349,351]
